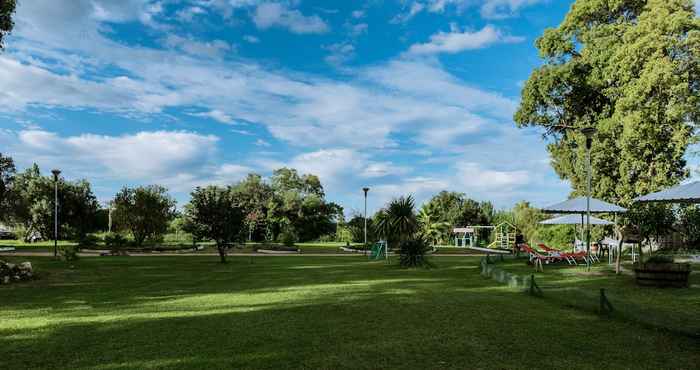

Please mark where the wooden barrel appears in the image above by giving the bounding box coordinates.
[634,263,691,288]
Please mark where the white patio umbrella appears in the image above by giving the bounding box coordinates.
[634,181,700,203]
[541,196,627,214]
[539,214,614,225]
[540,197,625,262]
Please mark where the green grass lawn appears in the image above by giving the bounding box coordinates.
[493,257,700,336]
[1,256,698,369]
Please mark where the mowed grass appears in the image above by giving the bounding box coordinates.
[1,256,699,369]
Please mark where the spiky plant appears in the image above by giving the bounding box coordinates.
[386,195,418,243]
[399,236,434,268]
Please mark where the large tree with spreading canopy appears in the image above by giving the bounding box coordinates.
[515,0,700,206]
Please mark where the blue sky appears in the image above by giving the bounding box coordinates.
[0,0,697,215]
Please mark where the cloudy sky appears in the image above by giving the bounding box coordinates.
[1,0,696,215]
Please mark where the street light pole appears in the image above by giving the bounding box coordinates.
[51,169,61,259]
[581,127,597,271]
[363,187,369,255]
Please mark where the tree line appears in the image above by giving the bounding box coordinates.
[0,155,342,258]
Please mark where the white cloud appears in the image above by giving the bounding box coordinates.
[392,0,546,22]
[480,0,547,20]
[0,57,152,112]
[253,2,329,34]
[164,35,233,59]
[323,42,355,66]
[13,130,218,180]
[351,10,365,18]
[349,23,368,37]
[453,162,529,190]
[408,24,524,55]
[175,6,207,22]
[281,149,412,187]
[243,35,260,43]
[1,129,257,195]
[189,110,236,124]
[254,139,272,147]
[391,1,426,23]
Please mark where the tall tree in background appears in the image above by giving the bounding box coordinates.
[266,168,341,242]
[515,0,700,206]
[230,174,274,241]
[9,164,99,241]
[112,185,176,246]
[0,153,15,222]
[0,0,16,50]
[420,191,494,243]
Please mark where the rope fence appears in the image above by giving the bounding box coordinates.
[480,255,700,339]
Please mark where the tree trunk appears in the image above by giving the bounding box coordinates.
[614,226,624,275]
[217,244,227,263]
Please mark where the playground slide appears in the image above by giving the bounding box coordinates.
[466,246,511,254]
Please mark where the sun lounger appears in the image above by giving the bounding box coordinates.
[520,244,565,271]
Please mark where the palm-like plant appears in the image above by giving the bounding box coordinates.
[374,208,391,241]
[418,204,449,246]
[386,195,418,243]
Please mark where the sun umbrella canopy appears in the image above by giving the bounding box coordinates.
[634,181,700,203]
[541,196,627,214]
[539,214,614,226]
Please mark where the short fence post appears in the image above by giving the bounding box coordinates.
[599,288,613,315]
[529,274,543,297]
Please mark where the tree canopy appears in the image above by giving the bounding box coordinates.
[417,191,495,244]
[8,164,99,242]
[0,0,16,50]
[185,186,244,263]
[515,0,700,206]
[112,185,176,246]
[0,153,15,222]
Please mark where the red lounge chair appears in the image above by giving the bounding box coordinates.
[537,243,589,265]
[520,244,563,271]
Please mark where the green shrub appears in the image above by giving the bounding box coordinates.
[78,234,100,248]
[279,229,297,248]
[59,245,79,262]
[399,237,434,268]
[104,233,128,251]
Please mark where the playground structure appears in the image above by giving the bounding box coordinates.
[369,240,388,261]
[452,222,519,251]
[487,222,518,249]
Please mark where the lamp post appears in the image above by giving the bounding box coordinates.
[362,187,369,255]
[51,169,61,259]
[581,127,597,271]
